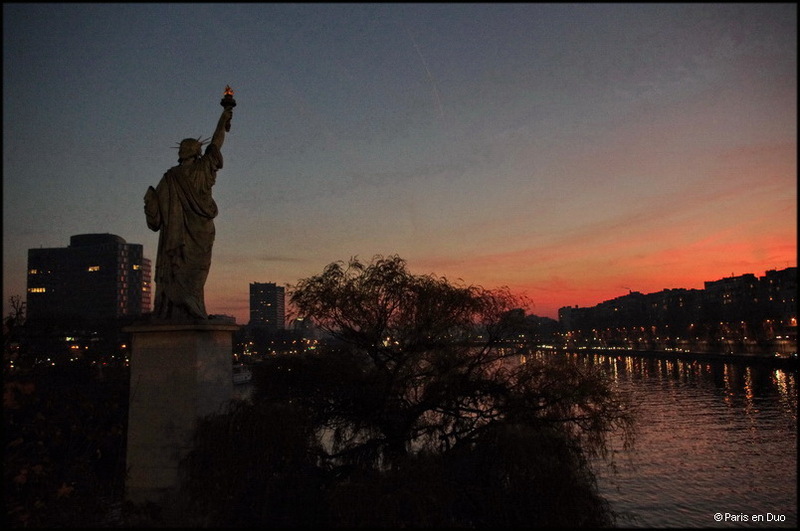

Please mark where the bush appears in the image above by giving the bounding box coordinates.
[4,362,129,527]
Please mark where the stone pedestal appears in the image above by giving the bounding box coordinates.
[124,318,239,504]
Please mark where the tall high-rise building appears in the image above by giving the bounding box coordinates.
[26,233,151,322]
[249,282,285,330]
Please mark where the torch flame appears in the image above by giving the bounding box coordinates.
[223,85,234,96]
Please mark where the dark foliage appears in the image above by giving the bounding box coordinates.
[177,399,327,527]
[176,256,633,527]
[4,361,129,527]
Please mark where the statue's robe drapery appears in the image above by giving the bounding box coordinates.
[145,144,222,319]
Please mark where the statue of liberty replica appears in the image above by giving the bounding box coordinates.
[144,86,236,319]
[126,87,239,505]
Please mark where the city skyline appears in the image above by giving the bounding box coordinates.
[4,4,797,324]
[18,230,797,325]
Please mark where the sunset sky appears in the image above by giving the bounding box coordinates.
[3,3,796,323]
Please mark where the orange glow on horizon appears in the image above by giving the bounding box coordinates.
[205,251,796,325]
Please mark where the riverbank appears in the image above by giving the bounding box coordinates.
[539,346,798,370]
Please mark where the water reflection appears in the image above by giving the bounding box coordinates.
[233,350,795,527]
[549,351,798,528]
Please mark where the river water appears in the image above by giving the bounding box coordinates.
[564,352,798,528]
[233,352,797,527]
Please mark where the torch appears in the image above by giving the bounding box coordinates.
[220,85,236,132]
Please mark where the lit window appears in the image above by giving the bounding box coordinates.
[28,287,46,293]
[88,266,100,272]
[29,269,39,275]
[132,264,141,270]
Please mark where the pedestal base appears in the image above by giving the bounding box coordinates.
[124,319,239,504]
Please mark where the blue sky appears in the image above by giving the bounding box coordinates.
[3,3,796,322]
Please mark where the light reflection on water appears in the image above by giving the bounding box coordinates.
[233,353,795,527]
[561,352,798,528]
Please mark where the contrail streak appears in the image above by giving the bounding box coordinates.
[405,28,445,120]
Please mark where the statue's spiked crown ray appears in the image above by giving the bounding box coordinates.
[171,137,210,149]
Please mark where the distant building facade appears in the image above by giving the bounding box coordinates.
[703,273,760,322]
[249,282,285,331]
[26,233,151,322]
[560,267,796,332]
[760,267,798,321]
[557,267,797,352]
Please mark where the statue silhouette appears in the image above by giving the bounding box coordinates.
[144,95,234,319]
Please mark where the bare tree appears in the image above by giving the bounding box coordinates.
[4,295,26,360]
[180,255,635,527]
[286,255,632,466]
